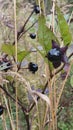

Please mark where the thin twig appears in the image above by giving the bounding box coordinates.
[17,20,37,41]
[3,95,15,130]
[13,10,34,45]
[25,114,30,130]
[0,85,27,113]
[13,0,18,129]
[56,62,72,109]
[28,81,48,112]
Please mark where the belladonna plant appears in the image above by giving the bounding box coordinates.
[46,40,69,68]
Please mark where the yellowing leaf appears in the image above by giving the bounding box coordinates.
[32,90,50,106]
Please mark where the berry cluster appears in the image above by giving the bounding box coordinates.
[28,5,39,73]
[46,40,68,68]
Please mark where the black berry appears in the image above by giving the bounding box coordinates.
[34,5,40,14]
[28,62,38,73]
[47,48,62,62]
[30,33,36,39]
[0,105,4,116]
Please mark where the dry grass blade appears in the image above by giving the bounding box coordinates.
[3,94,15,130]
[13,0,18,129]
[32,90,50,106]
[56,62,72,109]
[2,71,31,91]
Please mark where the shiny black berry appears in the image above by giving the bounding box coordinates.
[34,5,40,14]
[28,62,38,73]
[30,33,36,39]
[47,48,62,62]
[0,105,4,116]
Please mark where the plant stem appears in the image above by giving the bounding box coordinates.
[22,109,30,130]
[25,114,30,130]
[13,10,34,45]
[0,85,27,113]
[28,81,48,112]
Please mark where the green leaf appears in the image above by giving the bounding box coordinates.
[37,14,59,53]
[2,44,15,56]
[56,6,72,45]
[17,50,30,62]
[2,44,30,62]
[37,14,58,70]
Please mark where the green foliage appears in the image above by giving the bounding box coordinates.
[17,50,30,62]
[0,1,73,130]
[58,64,73,130]
[37,14,60,70]
[56,6,72,45]
[58,122,69,130]
[0,119,3,130]
[2,44,15,56]
[37,14,59,53]
[1,44,30,62]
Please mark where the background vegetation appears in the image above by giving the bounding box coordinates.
[0,0,73,130]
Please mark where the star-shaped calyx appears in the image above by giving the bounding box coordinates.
[46,40,69,68]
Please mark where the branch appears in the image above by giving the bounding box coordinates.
[0,85,27,113]
[17,20,37,41]
[0,85,31,130]
[25,114,30,130]
[13,10,34,45]
[28,52,73,112]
